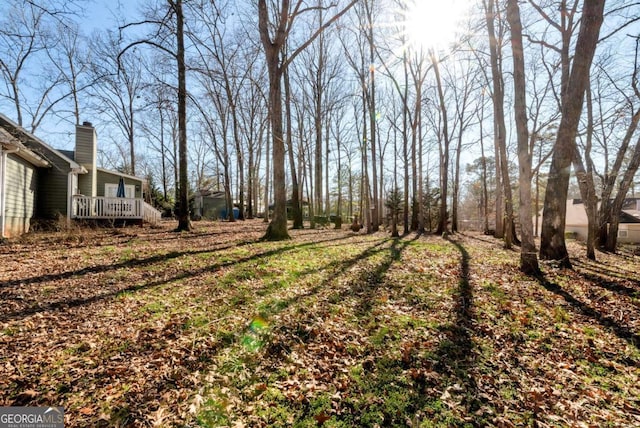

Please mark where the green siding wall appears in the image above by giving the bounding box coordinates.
[37,167,68,218]
[20,138,72,218]
[97,170,142,198]
[5,154,37,235]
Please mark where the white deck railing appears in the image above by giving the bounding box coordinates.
[143,201,162,224]
[72,195,161,224]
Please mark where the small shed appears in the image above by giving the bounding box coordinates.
[194,190,227,220]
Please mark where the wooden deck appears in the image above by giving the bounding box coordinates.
[72,195,161,224]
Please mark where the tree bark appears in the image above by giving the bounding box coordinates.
[365,0,379,232]
[507,0,539,274]
[259,0,290,240]
[174,0,191,232]
[572,84,598,259]
[431,50,450,236]
[483,0,505,240]
[540,0,605,265]
[284,64,303,229]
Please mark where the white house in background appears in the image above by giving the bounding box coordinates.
[558,198,640,244]
[0,114,161,238]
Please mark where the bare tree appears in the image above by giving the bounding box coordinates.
[507,0,539,274]
[258,0,358,241]
[431,49,452,236]
[481,0,509,242]
[190,0,252,221]
[46,21,91,125]
[91,32,145,175]
[540,0,605,265]
[119,0,191,231]
[0,1,78,132]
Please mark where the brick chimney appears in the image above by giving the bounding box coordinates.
[75,122,97,197]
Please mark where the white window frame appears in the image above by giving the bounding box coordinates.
[105,182,135,198]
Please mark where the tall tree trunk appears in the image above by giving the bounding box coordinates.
[263,122,271,223]
[362,89,372,233]
[174,0,191,231]
[431,50,450,236]
[572,84,598,259]
[284,64,303,228]
[336,128,343,228]
[417,101,425,233]
[507,0,539,274]
[247,141,254,219]
[540,0,605,264]
[258,0,357,238]
[264,60,289,239]
[411,106,418,231]
[228,93,245,221]
[259,0,290,240]
[128,104,135,176]
[403,49,410,235]
[452,132,462,234]
[478,101,490,234]
[483,0,504,239]
[366,0,379,232]
[325,120,331,217]
[314,37,324,217]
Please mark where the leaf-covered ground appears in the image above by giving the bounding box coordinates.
[1,220,639,427]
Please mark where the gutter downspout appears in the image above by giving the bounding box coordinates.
[67,171,74,228]
[1,147,20,238]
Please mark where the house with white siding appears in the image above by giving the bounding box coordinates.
[553,199,640,244]
[0,114,160,238]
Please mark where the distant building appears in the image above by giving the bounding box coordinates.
[538,199,640,243]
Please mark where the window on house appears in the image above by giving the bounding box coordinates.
[618,230,628,238]
[105,183,135,198]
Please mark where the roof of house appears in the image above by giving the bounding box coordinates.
[96,167,145,183]
[196,189,225,198]
[0,123,50,167]
[620,210,640,223]
[0,113,85,173]
[567,199,640,225]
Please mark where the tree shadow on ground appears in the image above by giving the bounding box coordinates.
[572,259,640,293]
[433,236,484,417]
[0,232,384,423]
[349,236,417,317]
[0,234,355,323]
[257,235,407,347]
[535,276,640,348]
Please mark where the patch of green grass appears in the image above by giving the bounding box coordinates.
[64,342,91,355]
[1,327,18,337]
[118,248,135,262]
[196,398,230,427]
[583,326,597,337]
[252,388,292,426]
[100,245,116,255]
[369,325,393,346]
[553,305,571,323]
[183,314,211,331]
[482,280,507,301]
[115,289,134,300]
[257,298,290,316]
[141,301,165,315]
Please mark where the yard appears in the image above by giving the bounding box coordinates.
[1,220,639,427]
